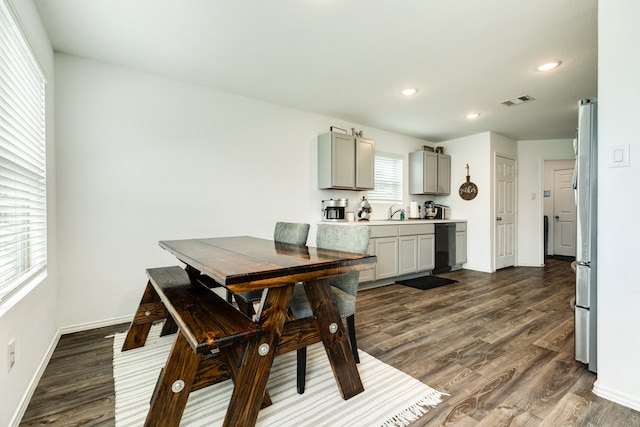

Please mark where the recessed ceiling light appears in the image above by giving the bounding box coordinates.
[401,88,418,96]
[465,112,481,119]
[535,61,561,72]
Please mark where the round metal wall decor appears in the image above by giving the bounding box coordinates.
[459,164,478,200]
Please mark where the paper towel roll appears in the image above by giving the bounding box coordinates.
[409,201,419,219]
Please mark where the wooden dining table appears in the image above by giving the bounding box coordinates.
[155,235,376,426]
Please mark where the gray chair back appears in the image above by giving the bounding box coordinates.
[316,224,371,309]
[316,224,370,254]
[274,222,310,246]
[236,222,310,308]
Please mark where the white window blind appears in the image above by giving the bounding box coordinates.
[0,0,47,303]
[368,153,403,202]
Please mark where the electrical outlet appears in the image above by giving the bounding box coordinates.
[8,338,15,371]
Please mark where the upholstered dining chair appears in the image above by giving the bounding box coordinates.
[289,223,371,394]
[234,222,310,317]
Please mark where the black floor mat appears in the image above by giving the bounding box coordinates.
[396,275,458,290]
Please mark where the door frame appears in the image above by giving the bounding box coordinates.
[542,159,577,259]
[493,153,517,271]
[552,167,577,257]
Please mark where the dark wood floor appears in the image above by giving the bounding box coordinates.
[20,259,640,426]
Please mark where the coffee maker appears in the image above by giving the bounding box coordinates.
[322,198,348,221]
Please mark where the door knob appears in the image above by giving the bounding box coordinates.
[496,216,502,221]
[555,216,560,220]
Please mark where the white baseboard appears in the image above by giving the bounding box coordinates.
[10,331,61,427]
[517,263,546,267]
[59,314,132,335]
[592,380,640,412]
[12,315,134,426]
[462,264,494,273]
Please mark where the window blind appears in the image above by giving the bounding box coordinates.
[368,153,403,202]
[0,0,47,303]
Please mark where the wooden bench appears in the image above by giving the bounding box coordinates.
[121,266,264,427]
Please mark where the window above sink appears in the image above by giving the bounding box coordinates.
[368,153,403,203]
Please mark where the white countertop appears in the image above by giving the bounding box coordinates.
[323,219,465,226]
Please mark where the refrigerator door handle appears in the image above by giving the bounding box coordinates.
[575,263,591,308]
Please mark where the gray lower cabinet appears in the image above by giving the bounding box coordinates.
[366,225,399,280]
[418,234,436,271]
[361,223,435,282]
[373,237,399,279]
[359,240,376,283]
[455,222,467,265]
[399,223,435,275]
[361,225,398,282]
[398,235,418,275]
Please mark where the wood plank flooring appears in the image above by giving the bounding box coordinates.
[20,259,640,426]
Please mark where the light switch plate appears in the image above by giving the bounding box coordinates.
[609,144,630,168]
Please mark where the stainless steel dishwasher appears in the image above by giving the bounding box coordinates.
[434,223,456,274]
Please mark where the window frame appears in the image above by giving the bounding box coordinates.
[367,152,404,203]
[0,0,48,304]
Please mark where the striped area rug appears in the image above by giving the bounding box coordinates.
[113,324,447,426]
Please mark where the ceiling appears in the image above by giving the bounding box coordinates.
[34,0,598,142]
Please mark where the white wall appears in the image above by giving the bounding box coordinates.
[0,1,57,426]
[438,132,492,272]
[436,132,517,272]
[516,139,575,266]
[593,0,640,411]
[54,53,428,329]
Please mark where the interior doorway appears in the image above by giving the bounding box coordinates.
[543,159,577,258]
[495,155,516,269]
[553,168,577,256]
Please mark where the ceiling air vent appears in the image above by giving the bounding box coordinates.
[501,95,535,107]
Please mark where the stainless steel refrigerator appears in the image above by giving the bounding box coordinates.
[574,98,597,373]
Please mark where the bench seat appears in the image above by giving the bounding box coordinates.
[121,266,266,427]
[146,266,262,353]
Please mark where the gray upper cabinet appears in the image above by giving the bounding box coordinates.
[355,137,375,189]
[409,150,451,195]
[318,132,375,190]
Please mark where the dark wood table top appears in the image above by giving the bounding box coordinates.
[159,236,376,293]
[144,235,376,426]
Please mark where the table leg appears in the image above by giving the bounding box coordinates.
[223,285,293,427]
[303,277,364,400]
[219,343,273,409]
[145,331,201,427]
[122,282,168,351]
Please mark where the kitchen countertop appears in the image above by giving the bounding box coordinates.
[324,219,466,226]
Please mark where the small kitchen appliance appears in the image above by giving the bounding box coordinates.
[356,196,372,221]
[322,198,348,221]
[424,201,437,219]
[435,204,450,220]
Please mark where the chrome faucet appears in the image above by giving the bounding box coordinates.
[388,204,405,220]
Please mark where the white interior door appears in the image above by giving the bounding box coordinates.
[553,168,577,257]
[495,156,516,269]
